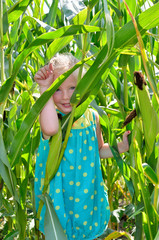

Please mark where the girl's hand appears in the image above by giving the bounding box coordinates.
[121,130,131,152]
[34,63,54,88]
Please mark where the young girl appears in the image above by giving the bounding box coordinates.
[34,53,130,240]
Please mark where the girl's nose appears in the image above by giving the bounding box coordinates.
[62,90,69,100]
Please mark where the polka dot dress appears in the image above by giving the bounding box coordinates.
[34,108,110,240]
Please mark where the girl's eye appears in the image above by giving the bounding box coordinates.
[56,88,60,92]
[70,86,76,90]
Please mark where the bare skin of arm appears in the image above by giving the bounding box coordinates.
[95,112,130,159]
[34,64,59,139]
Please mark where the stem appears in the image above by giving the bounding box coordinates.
[123,66,128,108]
[123,0,159,105]
[0,0,4,85]
[154,145,159,210]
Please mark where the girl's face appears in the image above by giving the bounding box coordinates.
[53,72,77,114]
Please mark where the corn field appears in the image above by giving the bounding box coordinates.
[0,0,159,239]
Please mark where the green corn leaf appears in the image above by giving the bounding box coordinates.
[154,230,159,240]
[0,131,19,201]
[46,36,73,60]
[0,130,10,168]
[7,0,33,23]
[3,230,19,240]
[44,121,62,191]
[134,139,158,239]
[0,160,18,202]
[104,230,132,240]
[46,0,58,26]
[142,163,158,185]
[42,194,67,240]
[15,203,27,240]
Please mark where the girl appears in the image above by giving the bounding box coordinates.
[34,53,130,240]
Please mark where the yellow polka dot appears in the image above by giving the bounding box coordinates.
[70,166,74,170]
[35,178,38,182]
[69,211,73,215]
[63,189,65,192]
[78,165,82,170]
[57,172,60,176]
[95,222,98,227]
[76,182,81,186]
[101,198,104,202]
[104,221,107,224]
[106,206,110,210]
[76,227,80,230]
[91,136,95,141]
[92,179,95,183]
[100,182,103,186]
[83,221,87,226]
[86,130,89,135]
[75,198,80,202]
[70,133,73,137]
[89,146,92,151]
[84,189,88,193]
[90,211,93,215]
[94,190,97,195]
[89,226,92,230]
[83,156,87,160]
[75,214,79,218]
[63,157,66,161]
[69,149,73,154]
[79,148,82,153]
[56,189,60,193]
[83,205,87,210]
[79,132,82,136]
[44,146,46,150]
[83,235,85,238]
[94,206,97,211]
[72,235,75,239]
[40,216,42,220]
[55,206,60,210]
[64,213,66,218]
[83,172,87,177]
[91,195,94,199]
[37,153,39,157]
[39,163,43,167]
[62,173,65,177]
[90,162,94,167]
[69,196,73,200]
[69,181,74,185]
[84,140,87,144]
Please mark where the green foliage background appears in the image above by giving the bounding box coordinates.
[0,0,159,239]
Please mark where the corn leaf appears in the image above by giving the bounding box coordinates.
[142,163,158,185]
[134,139,158,239]
[42,194,67,240]
[104,230,133,240]
[44,121,62,190]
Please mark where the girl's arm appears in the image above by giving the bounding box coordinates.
[95,112,130,159]
[34,64,59,139]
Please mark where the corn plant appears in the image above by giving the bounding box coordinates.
[0,0,159,239]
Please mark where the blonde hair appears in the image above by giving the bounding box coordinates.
[49,53,86,79]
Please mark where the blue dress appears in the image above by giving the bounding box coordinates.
[34,108,110,240]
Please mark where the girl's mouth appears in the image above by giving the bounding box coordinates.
[62,103,71,108]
